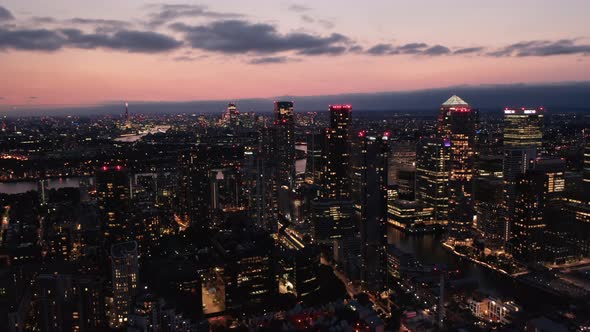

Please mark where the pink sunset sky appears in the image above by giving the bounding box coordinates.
[0,0,589,109]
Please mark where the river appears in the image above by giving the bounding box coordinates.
[0,177,85,194]
[387,226,567,310]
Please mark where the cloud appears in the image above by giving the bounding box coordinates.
[288,4,311,12]
[248,56,294,64]
[31,16,57,24]
[0,27,182,52]
[147,4,242,26]
[173,54,208,61]
[0,28,66,51]
[367,43,431,55]
[301,15,314,23]
[0,6,14,21]
[297,45,347,55]
[367,42,455,56]
[489,39,590,57]
[171,20,350,55]
[454,47,484,55]
[423,45,450,55]
[63,29,183,52]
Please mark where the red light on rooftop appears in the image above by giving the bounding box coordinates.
[358,130,366,137]
[116,165,122,171]
[384,131,391,137]
[102,166,108,171]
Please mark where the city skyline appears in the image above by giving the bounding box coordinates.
[1,0,590,111]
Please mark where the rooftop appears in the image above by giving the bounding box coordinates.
[442,95,469,107]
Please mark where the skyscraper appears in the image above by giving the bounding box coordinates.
[415,137,451,224]
[438,96,477,244]
[322,104,352,200]
[109,241,139,329]
[351,131,389,290]
[510,171,547,262]
[96,165,131,244]
[502,108,544,241]
[226,102,240,128]
[273,101,296,188]
[175,149,212,230]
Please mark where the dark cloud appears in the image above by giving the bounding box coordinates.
[0,27,182,52]
[349,45,363,53]
[454,47,484,55]
[297,45,346,55]
[0,6,14,21]
[398,43,428,54]
[367,43,396,55]
[31,16,56,24]
[489,39,590,57]
[248,56,293,64]
[423,45,450,55]
[367,42,456,56]
[288,4,311,12]
[147,4,242,26]
[171,20,350,55]
[0,28,66,51]
[62,29,182,52]
[173,54,208,62]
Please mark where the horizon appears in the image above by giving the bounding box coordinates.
[3,80,590,116]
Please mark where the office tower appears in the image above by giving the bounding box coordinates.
[534,157,565,201]
[305,130,325,184]
[227,102,240,128]
[75,276,106,331]
[387,199,435,231]
[474,176,504,247]
[35,274,77,332]
[389,141,417,200]
[96,165,131,244]
[322,104,352,200]
[415,137,450,224]
[109,241,139,329]
[175,149,211,230]
[215,231,276,313]
[273,101,296,188]
[502,108,544,242]
[311,199,355,241]
[277,229,320,300]
[510,171,547,262]
[351,131,389,291]
[439,96,477,244]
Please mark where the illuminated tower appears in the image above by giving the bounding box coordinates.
[510,171,547,262]
[322,104,352,200]
[109,241,138,329]
[502,108,544,241]
[227,102,240,128]
[96,165,131,244]
[351,130,389,291]
[273,101,296,188]
[415,137,451,224]
[438,95,477,245]
[124,102,131,129]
